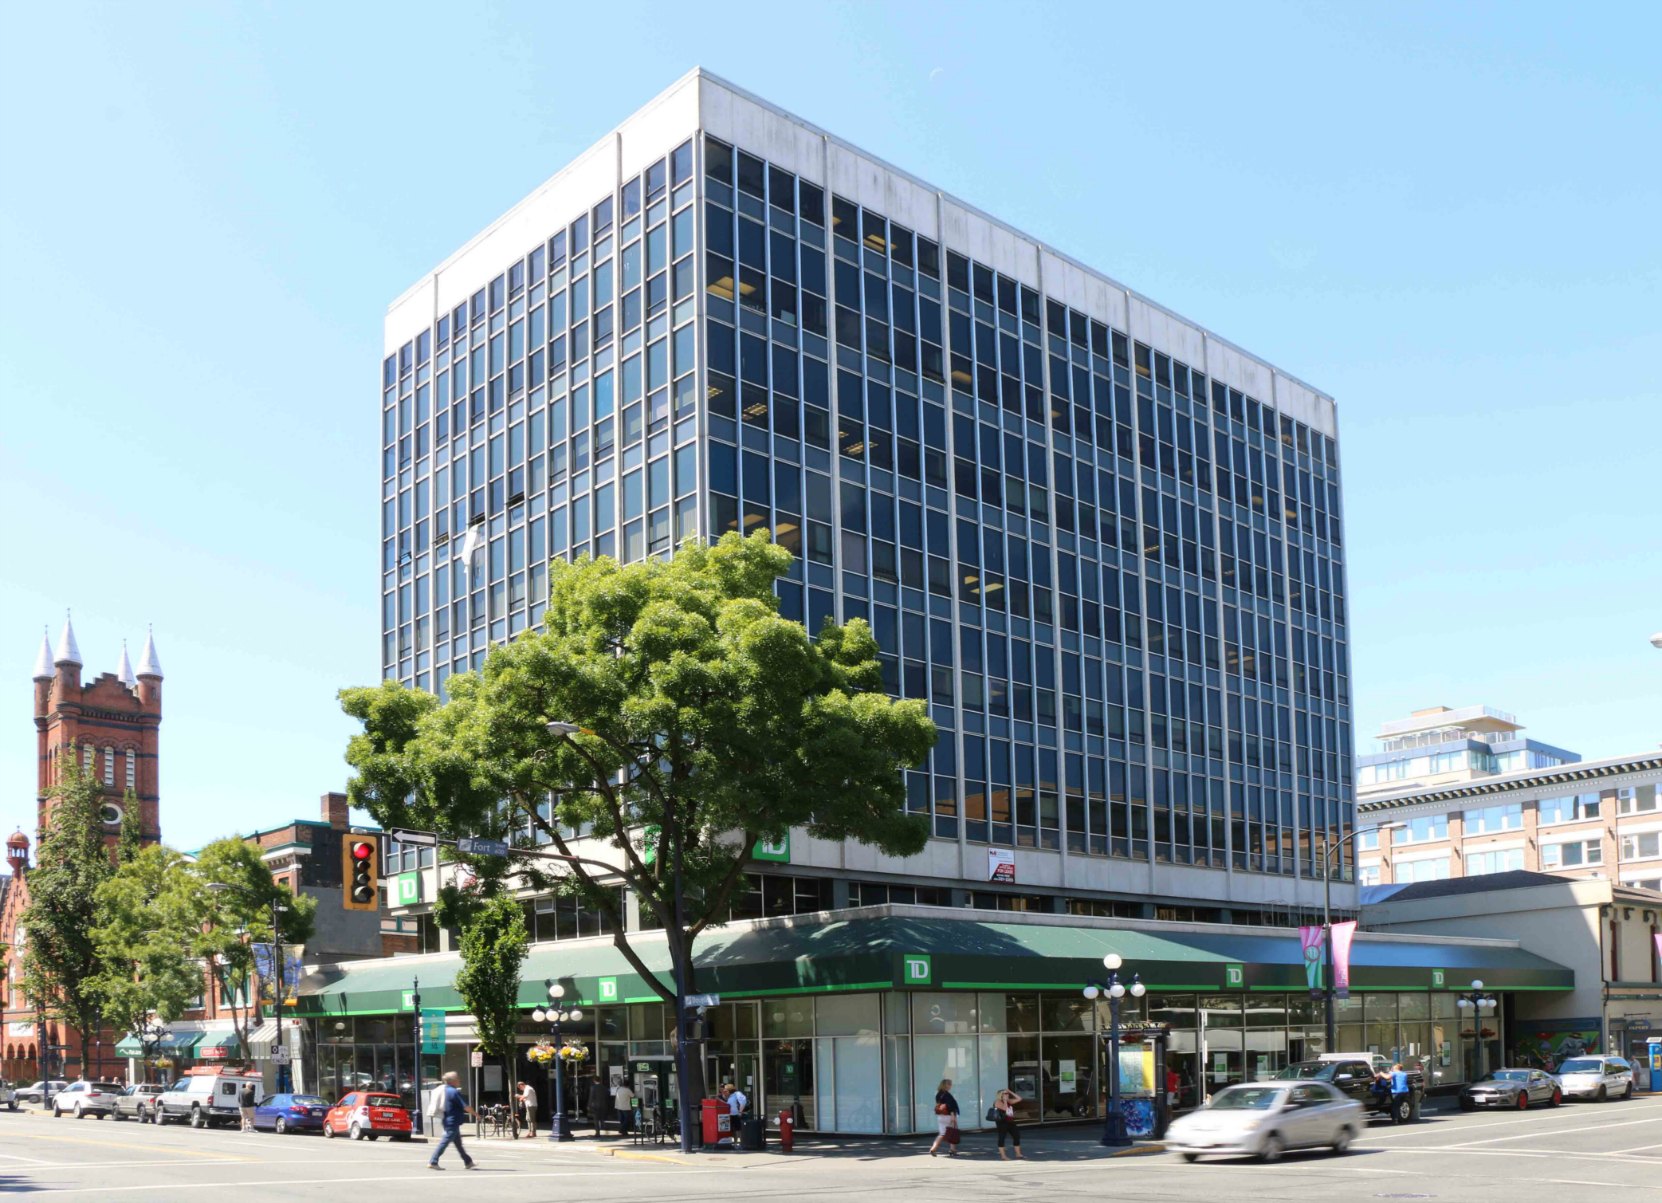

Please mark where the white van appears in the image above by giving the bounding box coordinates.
[155,1072,263,1128]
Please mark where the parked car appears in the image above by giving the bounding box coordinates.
[254,1092,328,1134]
[112,1083,167,1122]
[1460,1068,1561,1110]
[155,1071,264,1128]
[51,1081,123,1119]
[323,1091,412,1141]
[1274,1058,1423,1123]
[1168,1081,1363,1163]
[1555,1056,1634,1102]
[15,1080,68,1105]
[0,1080,17,1111]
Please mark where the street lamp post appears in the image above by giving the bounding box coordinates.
[1083,953,1146,1148]
[532,984,583,1142]
[1455,981,1498,1082]
[206,881,289,1082]
[1320,822,1401,1050]
[410,976,423,1137]
[134,1013,171,1084]
[546,718,696,1154]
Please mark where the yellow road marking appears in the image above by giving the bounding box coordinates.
[4,1132,256,1162]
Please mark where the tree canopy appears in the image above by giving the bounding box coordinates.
[341,530,934,1005]
[20,746,112,1078]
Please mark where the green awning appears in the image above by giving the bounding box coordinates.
[195,1030,242,1058]
[295,907,1573,1017]
[114,1031,203,1057]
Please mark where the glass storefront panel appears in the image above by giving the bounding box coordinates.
[912,992,980,1035]
[1006,994,1041,1033]
[1244,995,1289,1080]
[913,1035,978,1129]
[978,1034,1008,1123]
[829,1034,883,1132]
[1043,1033,1095,1120]
[1007,1034,1041,1121]
[764,1039,813,1128]
[884,1036,912,1133]
[1147,994,1198,1109]
[816,993,880,1037]
[1199,995,1242,1093]
[1042,996,1095,1034]
[763,998,814,1038]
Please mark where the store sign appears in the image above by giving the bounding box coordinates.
[902,954,933,986]
[401,991,416,1011]
[396,871,422,906]
[7,1021,34,1038]
[752,833,790,863]
[1431,969,1446,989]
[987,847,1015,883]
[1224,963,1245,988]
[598,977,619,1002]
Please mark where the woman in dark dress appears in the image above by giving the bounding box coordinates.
[928,1078,960,1157]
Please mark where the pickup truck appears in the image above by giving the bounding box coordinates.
[0,1080,17,1111]
[1274,1057,1424,1123]
[113,1083,167,1122]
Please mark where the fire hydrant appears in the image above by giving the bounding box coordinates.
[778,1109,794,1153]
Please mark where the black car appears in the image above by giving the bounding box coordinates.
[1275,1059,1423,1123]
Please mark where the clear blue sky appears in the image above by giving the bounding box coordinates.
[2,2,1657,850]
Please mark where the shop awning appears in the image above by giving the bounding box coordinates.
[194,1029,243,1060]
[294,904,1574,1017]
[114,1031,204,1057]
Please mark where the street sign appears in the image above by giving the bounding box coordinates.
[470,1051,483,1068]
[271,1045,291,1065]
[457,836,511,858]
[392,830,439,847]
[686,993,721,1008]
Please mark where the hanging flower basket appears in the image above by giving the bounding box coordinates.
[527,1042,556,1065]
[558,1044,589,1062]
[152,1056,175,1069]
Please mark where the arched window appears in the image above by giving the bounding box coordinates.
[103,746,115,787]
[125,750,136,790]
[82,745,93,773]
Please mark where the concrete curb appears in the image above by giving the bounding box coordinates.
[1106,1142,1166,1156]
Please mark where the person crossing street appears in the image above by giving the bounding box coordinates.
[427,1071,478,1171]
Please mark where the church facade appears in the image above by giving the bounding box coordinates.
[1,616,163,1084]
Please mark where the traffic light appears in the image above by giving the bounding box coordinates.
[341,833,380,912]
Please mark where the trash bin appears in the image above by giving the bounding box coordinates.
[740,1116,766,1150]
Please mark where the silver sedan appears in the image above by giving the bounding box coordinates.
[1460,1068,1561,1110]
[1167,1081,1365,1163]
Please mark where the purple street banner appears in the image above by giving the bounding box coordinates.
[1331,920,1357,999]
[1299,925,1325,996]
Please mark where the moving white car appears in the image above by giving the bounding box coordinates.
[51,1081,123,1118]
[1555,1056,1634,1102]
[1167,1081,1364,1163]
[14,1080,67,1105]
[0,1080,17,1111]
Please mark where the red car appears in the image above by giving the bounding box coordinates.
[322,1091,412,1141]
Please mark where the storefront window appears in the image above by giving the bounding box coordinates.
[1244,995,1290,1080]
[1198,995,1242,1093]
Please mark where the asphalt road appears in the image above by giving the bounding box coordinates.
[1,1095,1658,1200]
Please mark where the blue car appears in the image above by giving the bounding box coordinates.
[253,1092,329,1134]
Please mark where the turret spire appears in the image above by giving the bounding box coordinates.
[136,626,163,679]
[117,640,137,688]
[31,627,53,680]
[54,611,82,667]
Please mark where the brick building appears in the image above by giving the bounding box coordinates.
[1,617,164,1084]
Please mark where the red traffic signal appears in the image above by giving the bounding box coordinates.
[341,833,381,912]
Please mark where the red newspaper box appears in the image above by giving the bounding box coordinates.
[700,1098,731,1146]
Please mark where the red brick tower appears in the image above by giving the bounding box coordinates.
[31,617,163,849]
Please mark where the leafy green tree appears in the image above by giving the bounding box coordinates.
[20,745,112,1078]
[454,893,529,1110]
[341,531,935,1103]
[190,839,318,1061]
[87,844,201,1079]
[116,791,144,865]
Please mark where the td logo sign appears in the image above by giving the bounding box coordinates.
[902,954,933,986]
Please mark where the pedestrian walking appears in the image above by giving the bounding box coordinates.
[427,1071,478,1171]
[587,1076,611,1137]
[927,1077,961,1157]
[517,1079,537,1139]
[991,1087,1024,1160]
[239,1081,257,1132]
[612,1077,634,1137]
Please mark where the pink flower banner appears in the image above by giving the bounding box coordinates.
[1331,921,1358,999]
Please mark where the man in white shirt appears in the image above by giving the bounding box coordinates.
[613,1079,634,1137]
